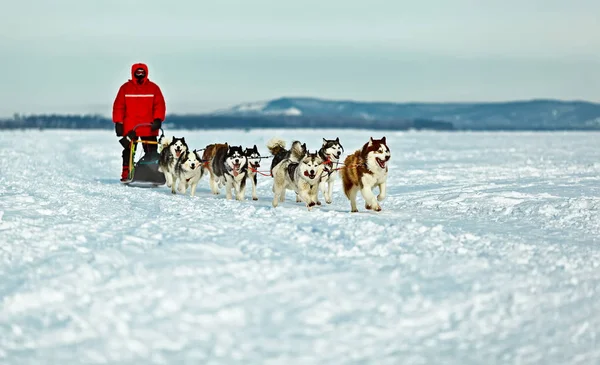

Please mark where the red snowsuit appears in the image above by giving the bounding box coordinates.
[112,63,166,137]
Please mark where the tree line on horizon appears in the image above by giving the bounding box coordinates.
[0,113,455,131]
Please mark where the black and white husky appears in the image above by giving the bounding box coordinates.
[267,138,325,210]
[203,144,249,201]
[158,136,188,188]
[244,145,261,200]
[268,138,307,175]
[318,137,344,204]
[267,137,306,204]
[172,149,205,196]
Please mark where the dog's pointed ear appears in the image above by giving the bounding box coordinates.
[336,137,339,142]
[253,144,257,151]
[322,138,327,146]
[368,137,374,146]
[381,136,386,144]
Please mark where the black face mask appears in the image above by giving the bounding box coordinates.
[134,69,146,81]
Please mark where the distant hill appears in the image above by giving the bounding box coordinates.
[214,97,600,130]
[2,97,600,131]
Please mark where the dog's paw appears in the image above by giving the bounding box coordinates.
[316,200,322,206]
[253,197,258,201]
[326,199,332,204]
[377,194,386,202]
[308,202,316,207]
[365,204,372,210]
[351,208,359,213]
[373,204,382,212]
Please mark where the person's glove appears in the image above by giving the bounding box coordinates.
[151,119,162,131]
[115,122,124,136]
[119,130,137,149]
[127,130,137,140]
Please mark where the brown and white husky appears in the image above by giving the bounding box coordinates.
[340,137,390,212]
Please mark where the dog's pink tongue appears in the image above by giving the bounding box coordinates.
[176,151,181,158]
[233,166,239,176]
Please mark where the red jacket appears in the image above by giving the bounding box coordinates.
[112,63,166,137]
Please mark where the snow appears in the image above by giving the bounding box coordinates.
[1,129,600,364]
[264,107,302,116]
[212,103,302,117]
[212,102,268,115]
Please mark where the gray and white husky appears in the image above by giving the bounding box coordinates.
[173,149,205,196]
[267,138,325,211]
[318,137,344,204]
[158,136,188,188]
[202,144,249,201]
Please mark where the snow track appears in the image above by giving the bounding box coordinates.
[1,129,599,364]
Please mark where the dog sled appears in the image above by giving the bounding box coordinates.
[120,123,167,187]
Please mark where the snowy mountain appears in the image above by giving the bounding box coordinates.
[215,97,600,130]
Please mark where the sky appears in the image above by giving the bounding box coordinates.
[1,0,599,117]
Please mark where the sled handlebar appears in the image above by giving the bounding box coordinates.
[131,123,164,138]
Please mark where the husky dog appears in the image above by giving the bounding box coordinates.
[267,138,307,175]
[158,136,188,188]
[173,149,205,196]
[267,138,325,210]
[244,145,261,200]
[202,143,249,200]
[318,137,344,204]
[202,143,228,194]
[267,137,308,204]
[340,137,391,213]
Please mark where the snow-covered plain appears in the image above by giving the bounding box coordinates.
[1,129,599,364]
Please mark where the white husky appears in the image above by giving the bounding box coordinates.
[173,149,205,196]
[158,136,188,189]
[318,137,344,204]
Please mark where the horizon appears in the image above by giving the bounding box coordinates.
[4,96,600,119]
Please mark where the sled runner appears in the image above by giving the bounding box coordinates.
[121,124,166,187]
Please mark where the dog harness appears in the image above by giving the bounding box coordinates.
[287,163,299,180]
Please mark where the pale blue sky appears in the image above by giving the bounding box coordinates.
[1,0,599,117]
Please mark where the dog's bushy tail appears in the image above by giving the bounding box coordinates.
[158,135,172,153]
[290,141,306,162]
[267,137,286,156]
